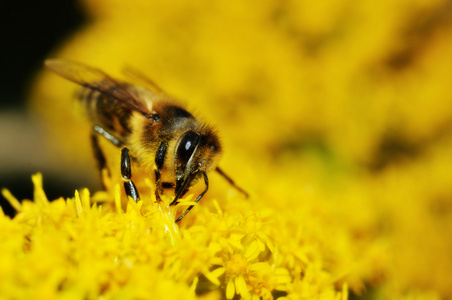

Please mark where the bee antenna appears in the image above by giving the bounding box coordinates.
[215,167,249,198]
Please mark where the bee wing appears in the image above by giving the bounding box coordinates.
[45,59,152,117]
[122,66,164,95]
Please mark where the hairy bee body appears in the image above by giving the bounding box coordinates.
[45,59,245,222]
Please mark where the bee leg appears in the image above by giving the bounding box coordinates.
[154,141,168,203]
[175,172,208,223]
[90,132,109,189]
[215,167,249,198]
[93,125,122,147]
[91,125,124,189]
[121,147,140,202]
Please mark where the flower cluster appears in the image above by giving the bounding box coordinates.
[1,173,349,299]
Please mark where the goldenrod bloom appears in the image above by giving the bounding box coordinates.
[1,174,340,299]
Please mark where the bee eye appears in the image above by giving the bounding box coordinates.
[177,131,200,164]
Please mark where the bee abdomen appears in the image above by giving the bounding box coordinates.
[76,87,101,118]
[76,87,133,138]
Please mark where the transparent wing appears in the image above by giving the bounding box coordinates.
[45,59,152,117]
[122,66,164,95]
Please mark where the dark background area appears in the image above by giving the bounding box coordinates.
[0,0,85,216]
[1,0,84,107]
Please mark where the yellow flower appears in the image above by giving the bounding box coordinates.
[0,173,338,299]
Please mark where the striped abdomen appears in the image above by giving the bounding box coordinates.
[77,86,134,142]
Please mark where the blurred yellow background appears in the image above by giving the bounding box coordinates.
[29,0,452,298]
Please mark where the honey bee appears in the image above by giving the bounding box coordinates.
[45,59,247,222]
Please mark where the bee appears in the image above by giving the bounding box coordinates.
[45,59,247,222]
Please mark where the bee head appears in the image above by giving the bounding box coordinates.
[174,129,221,198]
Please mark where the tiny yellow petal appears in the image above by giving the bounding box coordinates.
[249,262,269,272]
[244,240,261,260]
[226,280,235,300]
[212,199,223,216]
[235,276,250,299]
[256,239,266,252]
[190,276,199,291]
[81,188,91,211]
[251,294,260,300]
[208,242,223,254]
[74,190,83,217]
[342,282,348,300]
[32,173,48,206]
[204,271,221,286]
[266,238,275,253]
[228,233,245,250]
[204,267,226,286]
[114,184,123,213]
[1,188,21,212]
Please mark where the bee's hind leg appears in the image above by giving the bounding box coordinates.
[91,125,124,189]
[91,132,109,189]
[121,147,140,202]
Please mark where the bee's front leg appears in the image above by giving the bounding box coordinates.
[154,141,168,203]
[121,147,140,202]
